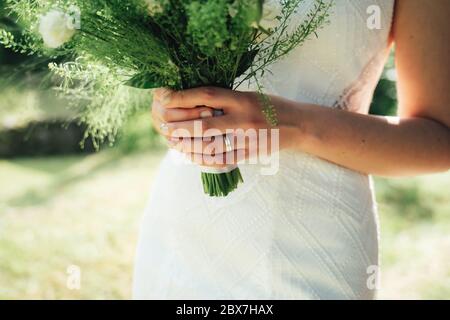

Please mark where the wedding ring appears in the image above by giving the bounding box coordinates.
[224,134,233,153]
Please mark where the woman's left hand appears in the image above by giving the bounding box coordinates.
[152,87,297,168]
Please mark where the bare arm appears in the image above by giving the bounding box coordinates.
[287,0,450,176]
[152,0,450,176]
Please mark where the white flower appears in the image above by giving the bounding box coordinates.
[144,0,164,16]
[39,9,76,49]
[228,5,238,18]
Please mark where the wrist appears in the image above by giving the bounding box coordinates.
[275,97,314,151]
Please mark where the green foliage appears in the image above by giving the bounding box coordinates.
[1,0,332,145]
[115,110,164,154]
[186,0,230,56]
[1,0,332,196]
[47,59,153,149]
[370,50,398,116]
[377,179,434,221]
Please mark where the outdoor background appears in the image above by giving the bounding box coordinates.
[0,3,449,299]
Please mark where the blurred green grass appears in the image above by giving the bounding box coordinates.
[0,149,448,299]
[0,149,164,299]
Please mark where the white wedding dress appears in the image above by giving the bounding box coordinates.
[133,0,395,300]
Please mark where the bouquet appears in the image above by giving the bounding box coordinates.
[1,0,332,197]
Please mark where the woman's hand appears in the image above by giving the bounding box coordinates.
[151,87,300,168]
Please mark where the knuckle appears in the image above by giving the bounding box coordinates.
[168,90,183,107]
[153,88,163,99]
[241,91,257,108]
[176,90,185,105]
[200,87,217,101]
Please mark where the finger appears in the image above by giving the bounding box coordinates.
[169,135,244,155]
[165,115,235,138]
[153,100,214,122]
[187,149,249,168]
[153,88,172,101]
[152,114,167,136]
[161,87,250,111]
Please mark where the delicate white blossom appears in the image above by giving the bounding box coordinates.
[144,0,164,16]
[39,9,76,49]
[228,5,238,18]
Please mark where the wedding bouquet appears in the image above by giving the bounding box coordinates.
[1,0,332,197]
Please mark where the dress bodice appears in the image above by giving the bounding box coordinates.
[255,0,395,114]
[133,0,396,300]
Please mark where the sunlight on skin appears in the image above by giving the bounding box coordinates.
[385,116,401,125]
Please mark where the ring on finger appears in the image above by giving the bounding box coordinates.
[224,134,233,153]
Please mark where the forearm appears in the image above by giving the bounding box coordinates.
[280,101,450,176]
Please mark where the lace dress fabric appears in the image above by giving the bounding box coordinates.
[133,0,395,300]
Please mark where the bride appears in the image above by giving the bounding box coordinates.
[133,0,450,299]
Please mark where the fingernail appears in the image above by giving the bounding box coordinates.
[200,110,213,118]
[160,122,169,134]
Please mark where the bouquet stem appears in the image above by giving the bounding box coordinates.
[201,168,244,197]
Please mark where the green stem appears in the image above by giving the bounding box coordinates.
[201,168,244,197]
